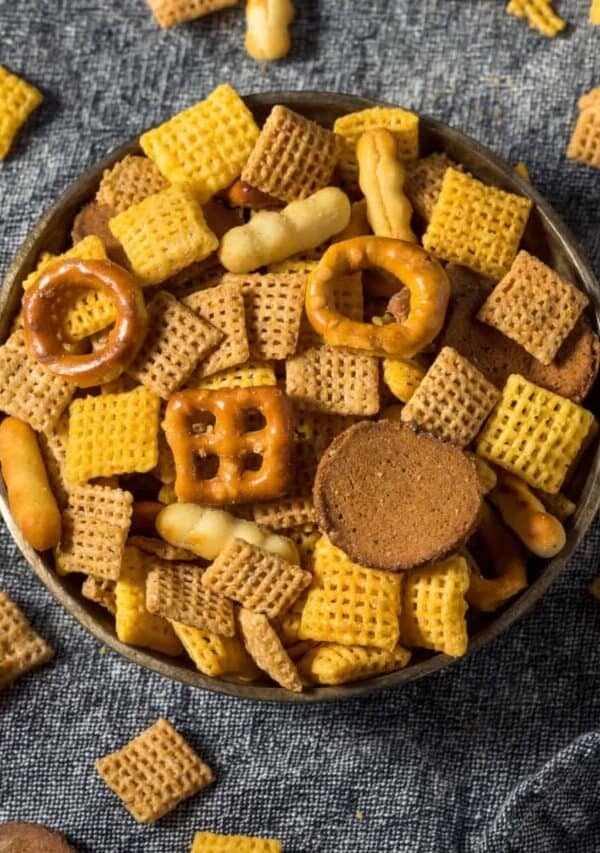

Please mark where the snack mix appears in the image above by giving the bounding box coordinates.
[1,82,598,699]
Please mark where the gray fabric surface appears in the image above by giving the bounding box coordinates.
[1,1,600,851]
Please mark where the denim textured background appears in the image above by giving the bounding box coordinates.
[1,1,600,851]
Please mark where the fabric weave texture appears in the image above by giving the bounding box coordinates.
[1,1,600,851]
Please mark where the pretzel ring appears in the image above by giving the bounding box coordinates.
[23,258,147,388]
[305,236,450,358]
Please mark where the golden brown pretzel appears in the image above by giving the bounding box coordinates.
[23,258,147,388]
[305,236,450,358]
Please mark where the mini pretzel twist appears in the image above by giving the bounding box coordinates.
[305,235,450,358]
[245,0,295,61]
[357,128,416,243]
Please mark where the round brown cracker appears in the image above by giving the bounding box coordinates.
[313,420,481,571]
[0,822,77,852]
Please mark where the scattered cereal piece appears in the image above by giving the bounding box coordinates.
[423,168,532,279]
[591,0,600,24]
[238,607,302,691]
[146,0,237,27]
[172,620,258,678]
[82,576,117,615]
[286,345,379,416]
[506,0,566,37]
[66,387,160,482]
[382,358,425,403]
[140,85,259,201]
[191,831,282,852]
[476,374,596,493]
[184,280,250,379]
[0,591,53,688]
[567,96,600,170]
[0,66,42,160]
[297,642,411,685]
[405,152,460,222]
[95,718,211,822]
[96,155,168,213]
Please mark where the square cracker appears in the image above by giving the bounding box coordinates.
[423,168,532,280]
[400,346,499,447]
[238,608,302,691]
[127,291,222,398]
[184,280,249,378]
[191,832,282,852]
[0,591,54,688]
[0,65,42,160]
[477,251,588,365]
[95,718,213,823]
[0,330,73,432]
[96,155,168,213]
[242,105,340,202]
[286,345,379,416]
[567,105,600,170]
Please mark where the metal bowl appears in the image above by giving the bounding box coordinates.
[2,91,599,703]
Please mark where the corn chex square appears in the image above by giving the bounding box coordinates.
[477,251,588,365]
[0,331,73,432]
[202,538,312,620]
[109,185,218,286]
[55,484,132,581]
[95,718,212,823]
[238,608,302,691]
[591,0,600,24]
[286,345,379,416]
[400,346,499,446]
[0,591,54,688]
[127,291,222,398]
[242,105,340,202]
[0,66,42,160]
[146,0,237,27]
[506,0,566,37]
[81,576,117,615]
[96,155,169,213]
[405,152,459,222]
[477,374,596,493]
[172,621,257,678]
[299,536,402,650]
[191,832,282,852]
[333,106,419,189]
[140,84,259,201]
[567,105,600,170]
[400,554,469,657]
[423,168,532,279]
[297,642,411,686]
[196,359,276,390]
[146,560,235,636]
[184,280,250,378]
[65,386,159,482]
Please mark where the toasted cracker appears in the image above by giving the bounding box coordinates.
[0,591,54,688]
[238,608,302,691]
[96,155,168,213]
[184,280,250,378]
[286,345,379,416]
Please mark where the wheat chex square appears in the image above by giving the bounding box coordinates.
[286,345,379,416]
[96,154,168,213]
[238,608,302,691]
[0,591,54,688]
[184,280,249,379]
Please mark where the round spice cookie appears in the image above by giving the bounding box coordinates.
[313,421,481,571]
[0,822,77,852]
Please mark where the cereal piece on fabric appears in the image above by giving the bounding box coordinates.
[567,102,600,170]
[55,484,132,581]
[400,553,469,657]
[477,251,588,365]
[202,538,311,620]
[196,360,276,390]
[241,105,339,202]
[127,291,222,398]
[109,185,218,286]
[286,345,379,416]
[333,106,419,189]
[238,608,302,691]
[400,347,499,446]
[146,0,237,27]
[591,0,600,24]
[140,84,259,201]
[115,546,183,655]
[127,536,198,562]
[297,642,411,685]
[223,272,305,360]
[0,331,73,432]
[299,536,401,650]
[506,0,566,37]
[0,66,42,160]
[38,415,70,507]
[95,718,211,823]
[382,358,425,403]
[172,621,258,678]
[81,576,117,615]
[476,374,596,493]
[146,560,235,636]
[251,496,316,530]
[96,155,169,213]
[404,152,459,222]
[422,168,532,279]
[65,387,160,482]
[0,591,54,689]
[191,831,282,852]
[184,280,249,378]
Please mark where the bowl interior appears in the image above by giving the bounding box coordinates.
[2,91,599,703]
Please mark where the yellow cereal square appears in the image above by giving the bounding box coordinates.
[476,374,596,493]
[147,0,237,28]
[297,643,411,685]
[196,360,276,390]
[423,168,532,279]
[0,66,42,159]
[66,386,160,482]
[109,185,218,286]
[140,84,260,201]
[299,536,401,650]
[592,0,600,24]
[172,621,258,679]
[191,831,282,852]
[506,0,566,37]
[333,106,419,188]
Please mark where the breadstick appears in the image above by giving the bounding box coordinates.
[0,417,61,550]
[357,128,416,243]
[488,468,566,558]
